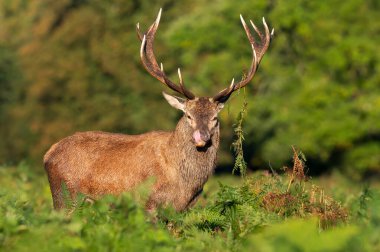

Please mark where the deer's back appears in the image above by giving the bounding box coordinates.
[44,131,172,196]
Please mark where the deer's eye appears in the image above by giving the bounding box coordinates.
[187,115,192,120]
[212,117,217,121]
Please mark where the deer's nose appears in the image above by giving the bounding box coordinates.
[193,130,210,147]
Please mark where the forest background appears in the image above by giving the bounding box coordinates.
[0,0,379,179]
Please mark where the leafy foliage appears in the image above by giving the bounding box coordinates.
[1,158,379,251]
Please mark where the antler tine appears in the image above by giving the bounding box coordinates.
[249,19,263,38]
[212,78,237,103]
[212,15,273,103]
[261,17,271,57]
[136,23,143,41]
[178,68,183,86]
[137,8,195,99]
[177,68,196,99]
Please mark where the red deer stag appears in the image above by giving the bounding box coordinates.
[44,9,273,212]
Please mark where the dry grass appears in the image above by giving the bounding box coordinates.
[259,146,348,228]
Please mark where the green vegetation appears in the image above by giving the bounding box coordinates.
[1,156,379,251]
[0,0,379,177]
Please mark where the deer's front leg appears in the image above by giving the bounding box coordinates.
[185,188,203,209]
[145,182,175,213]
[145,182,194,213]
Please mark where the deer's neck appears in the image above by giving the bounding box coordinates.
[170,116,220,190]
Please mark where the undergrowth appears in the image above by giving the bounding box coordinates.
[1,157,379,251]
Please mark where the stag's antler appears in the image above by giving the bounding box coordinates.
[212,15,274,103]
[137,9,195,99]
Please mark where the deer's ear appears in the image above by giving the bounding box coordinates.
[163,92,186,111]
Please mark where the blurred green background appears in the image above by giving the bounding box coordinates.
[0,0,379,179]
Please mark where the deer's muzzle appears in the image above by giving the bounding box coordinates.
[193,130,210,147]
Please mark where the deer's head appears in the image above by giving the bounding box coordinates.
[162,94,224,147]
[137,9,273,147]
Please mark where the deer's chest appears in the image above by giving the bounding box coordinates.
[179,149,216,187]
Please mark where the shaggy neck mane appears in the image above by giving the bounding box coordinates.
[170,116,220,191]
